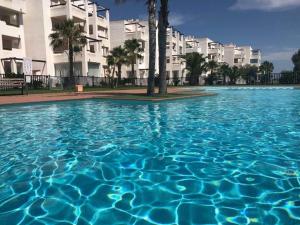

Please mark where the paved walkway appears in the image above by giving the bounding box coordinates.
[0,88,192,106]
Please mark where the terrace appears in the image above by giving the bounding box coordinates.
[50,0,87,21]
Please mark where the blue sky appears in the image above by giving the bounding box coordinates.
[102,0,300,72]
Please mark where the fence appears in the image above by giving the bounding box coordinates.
[0,74,51,90]
[1,73,300,92]
[49,76,190,88]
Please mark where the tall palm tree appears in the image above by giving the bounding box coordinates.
[158,0,169,95]
[147,0,157,96]
[184,52,207,85]
[124,39,144,83]
[114,0,157,96]
[49,19,87,89]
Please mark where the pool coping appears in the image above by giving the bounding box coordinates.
[0,91,216,106]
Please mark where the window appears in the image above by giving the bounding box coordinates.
[173,71,179,79]
[89,25,93,35]
[234,58,239,63]
[102,47,109,56]
[250,59,259,64]
[89,45,95,53]
[2,35,21,50]
[3,61,11,73]
[16,62,23,74]
[166,57,170,64]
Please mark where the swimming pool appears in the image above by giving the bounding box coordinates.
[0,89,299,225]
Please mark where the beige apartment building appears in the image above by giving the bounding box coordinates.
[0,0,110,77]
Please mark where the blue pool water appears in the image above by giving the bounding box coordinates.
[0,89,300,225]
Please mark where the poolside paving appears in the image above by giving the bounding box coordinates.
[0,88,214,106]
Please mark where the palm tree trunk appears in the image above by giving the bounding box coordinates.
[158,0,168,95]
[111,66,116,88]
[147,0,157,96]
[131,62,135,85]
[117,64,122,86]
[68,40,75,89]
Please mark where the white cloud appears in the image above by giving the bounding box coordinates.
[231,0,300,11]
[139,13,190,26]
[169,13,187,26]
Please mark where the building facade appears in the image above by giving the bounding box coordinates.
[110,19,151,80]
[0,0,27,74]
[224,44,261,67]
[0,0,110,77]
[110,20,186,82]
[24,0,110,77]
[185,36,202,54]
[166,26,186,81]
[196,38,224,63]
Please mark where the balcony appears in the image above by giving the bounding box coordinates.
[125,31,146,41]
[0,20,23,38]
[186,46,201,54]
[1,35,25,58]
[0,6,23,27]
[50,0,86,21]
[208,48,221,55]
[0,0,26,13]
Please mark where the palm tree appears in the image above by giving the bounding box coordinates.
[240,65,258,85]
[292,50,300,73]
[49,19,87,89]
[206,60,219,85]
[184,52,207,85]
[111,46,127,85]
[106,54,116,88]
[124,39,144,83]
[107,46,128,88]
[114,0,157,96]
[229,66,240,85]
[147,0,157,96]
[207,60,219,76]
[158,0,169,95]
[218,63,231,85]
[259,61,274,84]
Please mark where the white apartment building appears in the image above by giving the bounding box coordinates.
[110,20,186,81]
[110,19,151,80]
[197,37,224,63]
[0,0,27,74]
[224,44,261,67]
[185,36,202,54]
[166,26,186,80]
[0,0,110,77]
[24,0,110,77]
